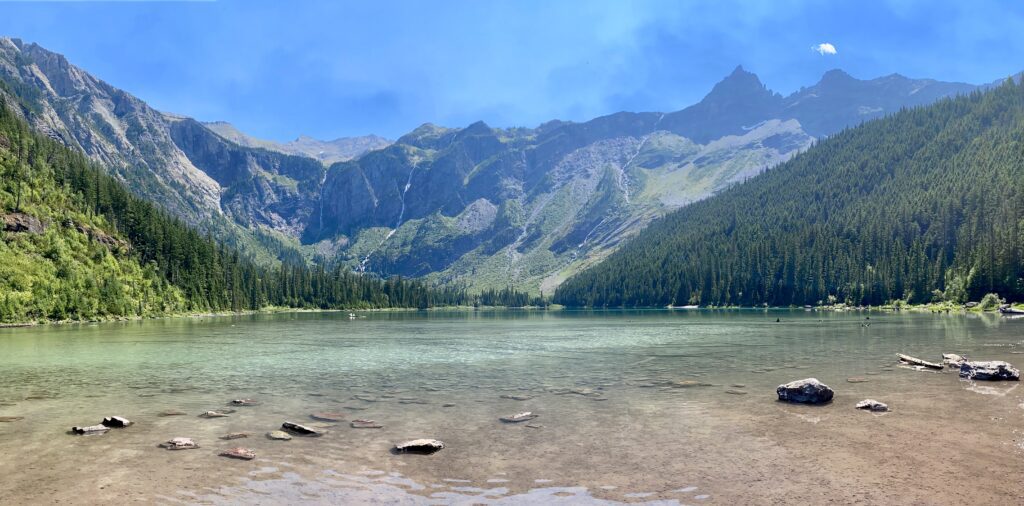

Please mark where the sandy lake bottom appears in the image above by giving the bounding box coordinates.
[1,310,1023,505]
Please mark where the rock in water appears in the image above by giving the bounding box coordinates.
[776,378,834,404]
[159,437,199,450]
[351,419,383,429]
[942,353,967,368]
[281,421,324,436]
[266,431,292,440]
[221,432,249,440]
[158,410,187,417]
[500,412,539,423]
[395,439,444,454]
[229,399,259,406]
[855,399,889,412]
[71,424,110,435]
[101,416,132,428]
[219,447,256,460]
[959,361,1021,381]
[310,412,346,422]
[200,411,231,418]
[0,416,24,423]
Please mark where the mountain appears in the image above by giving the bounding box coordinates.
[554,79,1024,307]
[0,37,340,262]
[303,68,980,294]
[0,101,469,323]
[203,121,391,165]
[0,38,989,294]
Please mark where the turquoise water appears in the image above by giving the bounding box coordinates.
[0,310,1022,504]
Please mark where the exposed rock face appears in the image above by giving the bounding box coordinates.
[2,213,44,234]
[959,361,1020,381]
[776,378,834,404]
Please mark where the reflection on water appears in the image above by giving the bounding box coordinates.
[1,310,1022,504]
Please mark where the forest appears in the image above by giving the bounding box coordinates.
[0,102,539,323]
[555,79,1024,307]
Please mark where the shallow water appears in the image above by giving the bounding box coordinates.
[1,310,1023,504]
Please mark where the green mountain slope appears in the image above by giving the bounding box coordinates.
[0,103,469,324]
[554,79,1024,307]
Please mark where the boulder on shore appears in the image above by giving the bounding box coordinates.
[395,439,444,454]
[855,399,889,412]
[776,378,834,404]
[959,361,1020,381]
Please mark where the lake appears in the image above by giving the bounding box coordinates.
[0,310,1022,504]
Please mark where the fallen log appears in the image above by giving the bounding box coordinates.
[897,353,944,370]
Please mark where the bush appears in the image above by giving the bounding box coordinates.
[977,293,1004,311]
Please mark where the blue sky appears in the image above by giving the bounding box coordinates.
[1,0,1021,141]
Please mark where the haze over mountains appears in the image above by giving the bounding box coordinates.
[0,37,997,293]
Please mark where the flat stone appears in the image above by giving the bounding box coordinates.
[351,419,383,429]
[855,399,889,412]
[101,416,131,428]
[282,421,324,436]
[221,432,249,440]
[71,424,110,435]
[219,447,256,460]
[730,384,746,388]
[776,378,834,404]
[846,377,869,383]
[395,439,444,454]
[266,431,292,440]
[159,437,199,450]
[310,412,347,422]
[500,412,539,423]
[959,361,1021,381]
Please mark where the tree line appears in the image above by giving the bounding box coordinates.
[555,79,1024,307]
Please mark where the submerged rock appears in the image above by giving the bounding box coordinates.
[266,431,292,440]
[221,432,249,440]
[959,361,1021,381]
[159,437,199,450]
[725,389,748,395]
[229,399,259,406]
[71,424,110,435]
[219,447,256,460]
[282,421,324,436]
[158,410,187,417]
[500,394,534,401]
[855,399,889,412]
[395,439,444,454]
[351,419,383,429]
[200,411,231,418]
[310,412,346,422]
[500,412,539,423]
[776,378,834,404]
[101,416,131,428]
[846,377,869,383]
[0,416,24,423]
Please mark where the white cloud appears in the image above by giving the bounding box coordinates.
[812,43,838,55]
